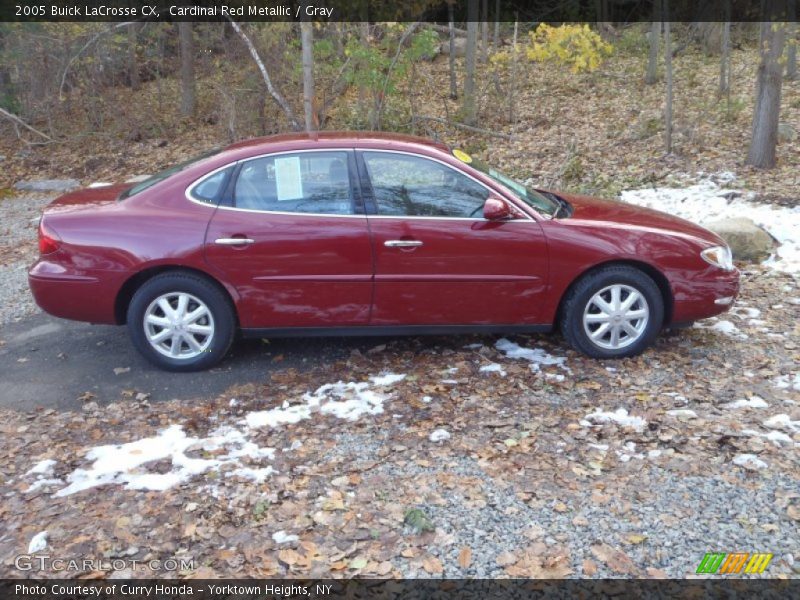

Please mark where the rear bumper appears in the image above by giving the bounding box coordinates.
[671,268,741,323]
[28,260,119,324]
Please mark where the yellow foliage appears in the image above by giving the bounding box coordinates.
[525,24,612,73]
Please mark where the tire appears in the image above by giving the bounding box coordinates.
[127,272,236,371]
[559,265,664,359]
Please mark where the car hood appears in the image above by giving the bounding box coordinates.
[557,191,725,246]
[43,183,129,215]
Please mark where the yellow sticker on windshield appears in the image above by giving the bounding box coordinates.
[453,149,472,164]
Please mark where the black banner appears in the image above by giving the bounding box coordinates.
[1,0,799,23]
[2,579,799,600]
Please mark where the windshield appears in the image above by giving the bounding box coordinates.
[464,156,561,217]
[119,148,222,199]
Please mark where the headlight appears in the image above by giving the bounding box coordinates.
[701,245,734,270]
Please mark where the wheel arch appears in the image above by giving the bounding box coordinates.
[114,265,239,326]
[555,259,674,330]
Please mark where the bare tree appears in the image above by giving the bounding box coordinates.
[300,21,315,132]
[127,23,140,90]
[719,21,731,95]
[178,22,195,117]
[481,0,489,62]
[228,20,300,130]
[664,14,673,153]
[508,17,518,125]
[493,0,500,48]
[747,20,787,168]
[645,21,660,84]
[448,4,457,99]
[462,0,479,125]
[787,1,798,80]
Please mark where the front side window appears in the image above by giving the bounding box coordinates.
[233,151,353,215]
[362,152,489,218]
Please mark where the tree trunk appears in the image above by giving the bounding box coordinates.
[508,17,518,125]
[127,22,140,90]
[448,5,457,99]
[300,21,315,132]
[747,20,786,168]
[645,22,660,84]
[787,2,797,80]
[462,0,479,125]
[719,21,730,95]
[178,22,195,117]
[493,0,500,48]
[664,15,673,154]
[481,0,489,62]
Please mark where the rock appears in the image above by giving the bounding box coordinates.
[440,37,470,57]
[778,122,797,143]
[14,178,80,193]
[703,217,777,263]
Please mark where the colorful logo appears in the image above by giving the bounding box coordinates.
[696,552,773,574]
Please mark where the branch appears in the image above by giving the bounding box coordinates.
[227,20,300,131]
[0,107,53,141]
[411,115,512,140]
[375,22,420,127]
[59,22,134,99]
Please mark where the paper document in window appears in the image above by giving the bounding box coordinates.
[275,156,304,201]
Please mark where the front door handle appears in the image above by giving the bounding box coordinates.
[215,238,255,246]
[384,240,423,248]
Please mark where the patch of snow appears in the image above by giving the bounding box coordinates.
[55,422,277,497]
[742,429,794,447]
[495,338,570,372]
[620,176,800,274]
[429,429,451,443]
[272,531,299,544]
[731,306,761,319]
[773,373,800,392]
[724,396,769,409]
[647,450,662,459]
[231,466,276,482]
[732,454,768,470]
[441,379,459,384]
[464,343,484,349]
[28,531,48,553]
[694,319,748,339]
[666,409,698,418]
[88,182,113,188]
[25,459,56,477]
[421,396,433,403]
[25,478,63,494]
[369,373,406,386]
[480,363,507,376]
[582,408,647,432]
[229,398,238,407]
[763,414,800,432]
[588,443,609,451]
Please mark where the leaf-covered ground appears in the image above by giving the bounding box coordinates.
[1,265,797,579]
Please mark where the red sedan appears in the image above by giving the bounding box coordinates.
[29,132,739,371]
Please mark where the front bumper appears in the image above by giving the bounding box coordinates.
[671,268,741,324]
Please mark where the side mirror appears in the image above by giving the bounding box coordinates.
[483,197,512,221]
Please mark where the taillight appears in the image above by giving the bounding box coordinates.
[38,220,61,255]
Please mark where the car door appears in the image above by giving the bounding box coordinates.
[358,150,549,326]
[203,149,373,329]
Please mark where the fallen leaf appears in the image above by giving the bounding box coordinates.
[590,542,640,575]
[458,546,472,569]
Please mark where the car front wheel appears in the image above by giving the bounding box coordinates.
[560,266,664,359]
[127,272,235,371]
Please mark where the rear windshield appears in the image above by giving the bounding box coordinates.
[119,148,222,199]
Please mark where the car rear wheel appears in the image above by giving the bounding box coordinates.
[560,266,664,359]
[127,273,235,371]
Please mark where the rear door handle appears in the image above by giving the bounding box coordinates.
[215,238,255,246]
[384,240,423,248]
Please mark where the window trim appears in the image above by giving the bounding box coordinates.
[185,149,366,219]
[357,149,534,222]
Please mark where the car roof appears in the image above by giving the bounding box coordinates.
[221,131,452,158]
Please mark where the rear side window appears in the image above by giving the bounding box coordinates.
[233,151,353,215]
[362,152,489,218]
[190,167,233,204]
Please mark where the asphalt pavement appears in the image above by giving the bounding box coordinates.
[0,312,358,411]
